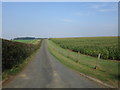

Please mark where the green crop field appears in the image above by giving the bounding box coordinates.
[47,38,119,88]
[50,37,119,60]
[14,40,38,44]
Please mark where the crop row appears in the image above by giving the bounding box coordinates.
[50,37,120,60]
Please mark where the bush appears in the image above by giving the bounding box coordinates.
[2,39,42,72]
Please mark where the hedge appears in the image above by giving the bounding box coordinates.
[2,39,42,72]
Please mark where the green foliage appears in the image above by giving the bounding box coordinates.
[14,40,37,43]
[47,40,119,87]
[2,39,42,72]
[50,37,119,60]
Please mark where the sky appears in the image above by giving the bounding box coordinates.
[0,2,2,38]
[2,2,118,39]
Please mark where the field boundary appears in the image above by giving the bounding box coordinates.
[73,69,115,88]
[47,39,119,88]
[1,40,42,86]
[50,36,119,60]
[49,49,115,88]
[1,47,41,86]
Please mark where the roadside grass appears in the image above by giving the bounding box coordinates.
[2,45,41,81]
[13,40,38,44]
[47,40,119,88]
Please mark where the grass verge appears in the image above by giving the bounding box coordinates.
[13,40,38,44]
[47,40,119,88]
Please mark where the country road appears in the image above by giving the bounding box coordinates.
[3,40,100,88]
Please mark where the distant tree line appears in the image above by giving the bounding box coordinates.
[13,37,47,40]
[13,37,36,40]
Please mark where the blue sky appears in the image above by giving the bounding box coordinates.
[0,2,2,38]
[2,2,118,39]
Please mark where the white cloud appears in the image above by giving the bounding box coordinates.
[89,3,117,12]
[90,3,107,9]
[98,9,117,12]
[73,12,94,17]
[91,5,102,9]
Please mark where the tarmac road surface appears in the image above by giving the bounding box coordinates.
[3,40,100,88]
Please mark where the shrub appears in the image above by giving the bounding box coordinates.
[2,39,42,72]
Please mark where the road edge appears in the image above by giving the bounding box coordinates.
[1,43,42,88]
[47,40,116,88]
